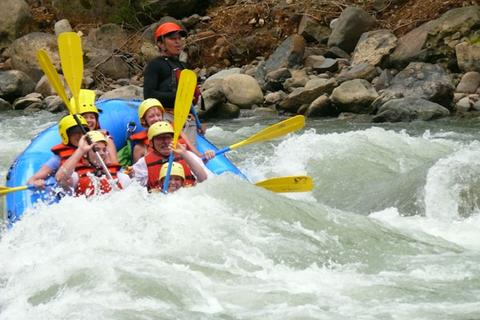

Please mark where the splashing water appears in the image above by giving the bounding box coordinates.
[2,114,480,319]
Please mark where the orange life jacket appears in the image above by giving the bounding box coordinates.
[144,150,196,190]
[129,130,149,145]
[75,162,123,197]
[51,143,77,166]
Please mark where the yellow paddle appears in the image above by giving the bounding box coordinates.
[36,49,74,113]
[0,185,30,196]
[255,176,314,193]
[210,115,305,159]
[55,32,117,189]
[58,32,83,114]
[162,69,197,193]
[0,182,56,197]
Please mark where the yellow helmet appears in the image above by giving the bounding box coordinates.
[138,98,165,120]
[70,89,99,116]
[86,130,107,144]
[159,162,185,181]
[58,114,88,145]
[147,121,174,140]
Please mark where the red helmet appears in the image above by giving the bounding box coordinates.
[155,22,187,39]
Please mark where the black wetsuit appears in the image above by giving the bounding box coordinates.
[143,56,187,109]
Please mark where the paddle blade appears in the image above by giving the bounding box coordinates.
[173,69,197,146]
[230,115,305,150]
[255,176,313,193]
[0,185,28,196]
[36,49,72,111]
[58,32,83,113]
[163,69,197,193]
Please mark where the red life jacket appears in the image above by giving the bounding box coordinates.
[144,150,196,190]
[51,143,77,166]
[129,130,149,145]
[75,162,123,197]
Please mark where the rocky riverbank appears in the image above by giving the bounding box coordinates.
[0,0,479,123]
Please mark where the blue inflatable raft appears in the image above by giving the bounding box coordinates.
[5,99,245,225]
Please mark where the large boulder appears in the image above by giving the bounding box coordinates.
[389,6,480,68]
[381,62,454,108]
[298,15,330,43]
[262,34,306,75]
[373,98,450,122]
[0,70,35,102]
[351,30,397,66]
[222,74,263,109]
[331,79,378,113]
[0,0,31,50]
[98,85,143,100]
[7,32,58,82]
[327,6,377,53]
[455,42,480,72]
[279,78,336,112]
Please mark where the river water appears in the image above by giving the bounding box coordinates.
[1,110,480,319]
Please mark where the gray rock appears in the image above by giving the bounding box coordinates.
[327,6,377,53]
[222,74,263,109]
[306,95,337,117]
[455,96,472,112]
[336,63,378,82]
[263,34,306,75]
[264,91,287,105]
[304,55,325,68]
[0,0,31,50]
[373,98,450,122]
[54,19,73,35]
[313,58,339,73]
[456,71,480,93]
[331,79,379,113]
[283,69,309,92]
[86,24,129,52]
[280,78,337,112]
[456,42,480,73]
[99,85,143,100]
[201,86,225,114]
[264,68,291,91]
[324,46,350,59]
[204,68,242,89]
[389,6,480,68]
[374,69,395,91]
[215,102,240,119]
[0,70,35,102]
[96,56,131,80]
[35,74,69,97]
[7,32,58,82]
[351,29,397,66]
[298,15,330,43]
[44,95,66,113]
[13,94,43,110]
[0,98,12,111]
[382,62,454,108]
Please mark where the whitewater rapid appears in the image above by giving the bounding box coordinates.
[2,112,480,319]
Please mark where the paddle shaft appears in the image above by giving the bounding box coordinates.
[0,182,56,196]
